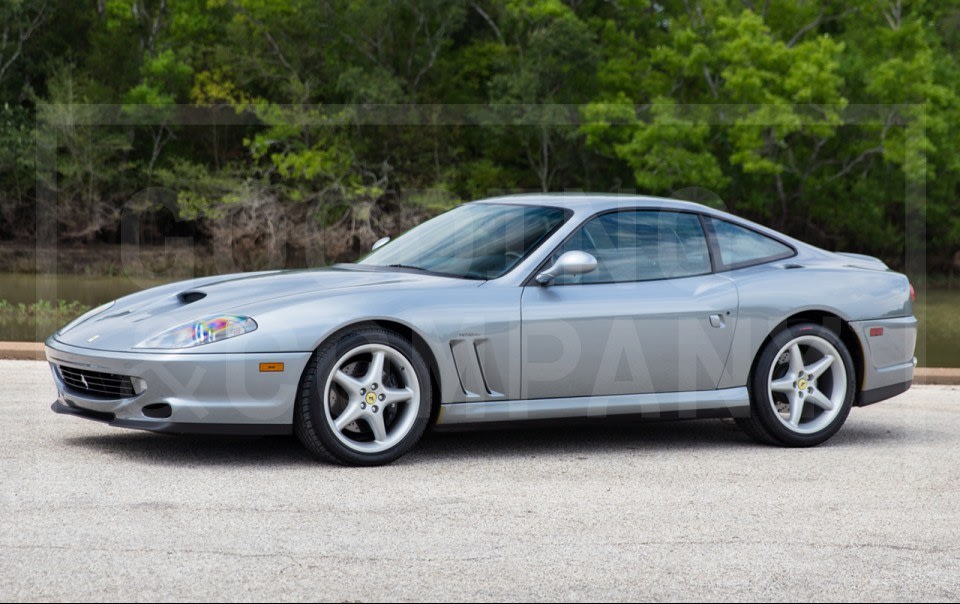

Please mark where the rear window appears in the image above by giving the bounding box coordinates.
[707,217,794,269]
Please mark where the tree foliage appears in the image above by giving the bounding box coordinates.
[0,0,958,275]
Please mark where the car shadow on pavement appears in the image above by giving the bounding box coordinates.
[63,433,315,467]
[61,417,908,467]
[414,418,898,461]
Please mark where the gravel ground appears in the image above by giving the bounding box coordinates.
[1,360,958,602]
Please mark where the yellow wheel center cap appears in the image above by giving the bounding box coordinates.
[365,392,377,405]
[797,378,808,390]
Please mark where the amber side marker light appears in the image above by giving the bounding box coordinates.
[259,363,285,372]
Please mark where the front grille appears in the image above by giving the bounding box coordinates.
[57,365,136,399]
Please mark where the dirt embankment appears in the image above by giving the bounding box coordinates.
[1,242,197,276]
[0,241,325,277]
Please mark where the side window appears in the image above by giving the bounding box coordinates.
[551,211,711,284]
[706,217,794,269]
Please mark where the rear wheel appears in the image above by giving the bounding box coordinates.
[294,328,433,465]
[737,322,855,447]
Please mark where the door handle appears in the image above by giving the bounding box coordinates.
[709,313,725,328]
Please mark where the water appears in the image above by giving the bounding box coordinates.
[0,273,169,307]
[915,289,960,369]
[1,273,957,366]
[0,273,170,341]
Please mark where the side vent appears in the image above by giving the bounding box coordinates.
[472,340,503,397]
[177,290,207,304]
[449,338,505,399]
[449,340,479,398]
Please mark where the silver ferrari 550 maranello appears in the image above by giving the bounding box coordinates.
[47,194,917,465]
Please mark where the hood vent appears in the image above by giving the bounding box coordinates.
[177,290,207,304]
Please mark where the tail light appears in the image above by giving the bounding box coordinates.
[910,283,915,302]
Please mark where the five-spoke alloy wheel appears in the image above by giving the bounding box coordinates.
[737,322,855,447]
[295,328,433,465]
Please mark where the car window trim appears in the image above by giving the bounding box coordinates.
[522,208,715,287]
[702,216,798,272]
[698,214,722,273]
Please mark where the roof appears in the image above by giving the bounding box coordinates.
[471,193,726,214]
[471,193,812,252]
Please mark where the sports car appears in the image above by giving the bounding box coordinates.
[46,195,918,465]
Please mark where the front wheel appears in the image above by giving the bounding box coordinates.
[295,328,433,465]
[737,322,855,447]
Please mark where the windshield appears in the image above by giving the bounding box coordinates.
[359,203,570,279]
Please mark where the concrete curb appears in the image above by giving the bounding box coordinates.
[913,368,960,386]
[1,341,958,385]
[0,342,45,361]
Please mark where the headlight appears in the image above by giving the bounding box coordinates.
[59,301,115,335]
[135,315,258,349]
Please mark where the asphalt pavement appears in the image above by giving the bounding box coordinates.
[1,360,958,602]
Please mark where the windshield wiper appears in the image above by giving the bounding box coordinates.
[383,263,484,280]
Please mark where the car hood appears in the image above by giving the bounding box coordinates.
[53,266,474,351]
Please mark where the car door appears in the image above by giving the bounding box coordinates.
[520,210,738,399]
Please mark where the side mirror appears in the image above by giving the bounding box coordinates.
[536,251,597,285]
[371,236,391,251]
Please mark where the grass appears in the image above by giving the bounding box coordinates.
[0,299,91,341]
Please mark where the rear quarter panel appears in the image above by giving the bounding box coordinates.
[718,262,912,389]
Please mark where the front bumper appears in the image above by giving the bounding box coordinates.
[50,401,291,435]
[46,338,312,434]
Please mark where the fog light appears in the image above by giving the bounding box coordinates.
[142,403,172,419]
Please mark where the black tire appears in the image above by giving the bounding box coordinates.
[733,414,780,446]
[738,322,855,447]
[294,327,433,466]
